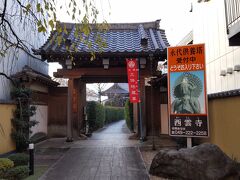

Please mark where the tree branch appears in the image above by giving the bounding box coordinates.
[0,0,7,25]
[0,34,43,61]
[0,72,16,87]
[15,0,39,22]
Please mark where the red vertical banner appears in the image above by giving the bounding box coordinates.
[126,58,140,103]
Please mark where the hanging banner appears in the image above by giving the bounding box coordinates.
[126,58,140,103]
[167,44,209,137]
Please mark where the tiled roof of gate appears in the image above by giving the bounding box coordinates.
[34,20,170,56]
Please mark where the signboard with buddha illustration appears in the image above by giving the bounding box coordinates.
[167,44,209,137]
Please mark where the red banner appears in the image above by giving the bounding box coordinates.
[126,58,140,103]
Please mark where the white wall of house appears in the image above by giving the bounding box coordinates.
[0,0,48,101]
[30,105,48,136]
[192,0,240,94]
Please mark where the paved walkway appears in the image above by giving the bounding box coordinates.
[39,120,149,180]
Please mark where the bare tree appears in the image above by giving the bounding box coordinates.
[86,87,98,101]
[87,83,108,103]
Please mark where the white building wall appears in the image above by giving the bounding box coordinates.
[30,105,48,136]
[0,0,48,101]
[193,0,240,94]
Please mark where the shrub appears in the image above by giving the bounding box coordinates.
[8,153,29,166]
[0,158,14,178]
[0,158,14,171]
[4,165,29,180]
[87,101,105,132]
[86,102,125,132]
[95,103,105,128]
[124,99,133,131]
[105,106,124,124]
[11,87,37,152]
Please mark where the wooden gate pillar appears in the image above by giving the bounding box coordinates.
[66,78,74,142]
[77,80,86,135]
[140,77,147,138]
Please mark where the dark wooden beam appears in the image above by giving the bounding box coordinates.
[80,76,128,83]
[54,67,151,78]
[54,67,127,78]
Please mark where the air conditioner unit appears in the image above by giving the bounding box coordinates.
[220,70,226,76]
[234,65,240,72]
[227,67,233,74]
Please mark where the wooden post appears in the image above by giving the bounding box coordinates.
[78,81,86,135]
[150,54,156,150]
[187,137,192,148]
[66,78,73,142]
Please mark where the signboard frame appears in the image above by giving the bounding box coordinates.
[167,43,209,138]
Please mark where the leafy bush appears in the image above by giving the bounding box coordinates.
[105,106,124,124]
[124,99,134,131]
[11,88,32,99]
[96,103,105,128]
[4,165,29,180]
[0,158,14,171]
[0,158,14,178]
[87,101,105,132]
[86,102,125,132]
[8,153,29,166]
[11,87,37,152]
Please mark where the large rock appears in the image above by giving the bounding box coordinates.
[149,143,239,180]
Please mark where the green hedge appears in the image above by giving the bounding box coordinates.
[0,158,14,171]
[0,158,28,180]
[86,102,125,132]
[87,101,105,132]
[0,158,14,178]
[8,153,29,166]
[4,165,29,180]
[124,99,134,131]
[105,106,124,124]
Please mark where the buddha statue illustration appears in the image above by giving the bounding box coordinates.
[171,73,202,114]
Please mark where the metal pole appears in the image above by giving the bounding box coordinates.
[29,143,34,175]
[137,58,144,142]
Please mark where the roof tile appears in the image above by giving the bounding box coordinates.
[35,20,170,56]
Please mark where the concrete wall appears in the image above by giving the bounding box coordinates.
[187,0,240,160]
[0,104,49,154]
[0,104,16,154]
[30,105,48,136]
[207,97,240,160]
[30,83,49,94]
[193,0,240,94]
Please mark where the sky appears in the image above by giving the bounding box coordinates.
[49,0,194,91]
[98,0,193,45]
[55,0,193,45]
